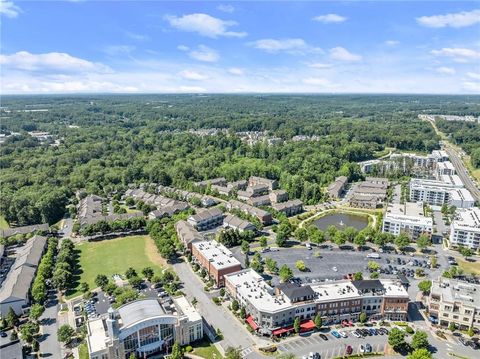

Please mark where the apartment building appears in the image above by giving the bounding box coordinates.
[223,214,256,233]
[269,190,288,204]
[246,184,270,197]
[226,200,273,225]
[225,269,409,336]
[382,202,433,240]
[437,161,456,177]
[349,177,388,209]
[327,176,348,199]
[248,176,279,190]
[191,240,242,287]
[195,177,227,190]
[187,208,224,231]
[248,195,271,207]
[428,278,480,330]
[211,184,232,196]
[449,188,475,209]
[449,207,480,250]
[409,175,473,207]
[272,199,303,217]
[174,220,202,251]
[227,180,248,191]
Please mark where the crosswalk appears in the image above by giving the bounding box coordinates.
[240,346,253,358]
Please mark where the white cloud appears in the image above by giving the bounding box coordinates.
[302,77,333,86]
[417,9,480,28]
[103,45,135,56]
[217,4,235,13]
[0,51,111,73]
[251,38,322,54]
[431,47,480,62]
[313,13,347,23]
[435,66,456,75]
[177,45,189,51]
[385,40,399,46]
[164,13,246,38]
[228,67,244,75]
[463,81,480,92]
[188,45,219,62]
[308,63,333,69]
[0,0,21,18]
[178,70,208,81]
[329,47,362,61]
[466,72,480,80]
[125,31,149,42]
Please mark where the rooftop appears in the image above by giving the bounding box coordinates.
[272,199,303,211]
[192,240,241,270]
[223,214,255,231]
[87,317,108,353]
[431,278,480,308]
[384,202,433,226]
[189,207,223,223]
[451,207,480,232]
[118,299,166,329]
[172,296,202,323]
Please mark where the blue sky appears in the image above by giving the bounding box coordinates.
[1,0,479,94]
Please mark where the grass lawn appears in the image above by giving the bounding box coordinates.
[78,343,89,359]
[192,337,223,359]
[68,235,163,298]
[0,215,9,230]
[458,258,480,276]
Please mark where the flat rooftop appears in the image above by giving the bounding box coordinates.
[87,317,108,353]
[437,161,455,171]
[384,202,432,226]
[431,278,480,308]
[172,296,202,323]
[192,240,241,270]
[225,269,292,313]
[451,207,480,232]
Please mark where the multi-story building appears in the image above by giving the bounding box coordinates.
[349,178,389,209]
[223,214,256,233]
[327,176,348,199]
[437,161,456,177]
[226,200,272,225]
[191,240,242,287]
[86,297,203,359]
[225,269,409,336]
[195,177,227,190]
[449,188,475,209]
[428,278,480,330]
[227,180,248,191]
[246,184,270,197]
[272,199,303,217]
[0,235,47,316]
[409,175,469,207]
[430,150,449,163]
[174,220,202,251]
[269,190,288,204]
[211,184,232,196]
[382,202,433,240]
[187,208,224,231]
[248,195,271,207]
[449,207,480,250]
[349,194,380,209]
[248,176,279,190]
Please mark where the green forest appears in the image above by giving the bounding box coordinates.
[1,94,479,226]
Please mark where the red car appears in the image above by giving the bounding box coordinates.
[346,345,353,355]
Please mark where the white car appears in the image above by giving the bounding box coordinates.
[339,331,348,338]
[352,331,361,338]
[359,345,365,353]
[332,266,338,272]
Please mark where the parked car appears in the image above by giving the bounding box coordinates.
[331,330,341,338]
[319,333,328,341]
[365,343,372,353]
[352,331,361,338]
[459,337,468,346]
[345,345,353,355]
[339,331,348,338]
[359,345,365,353]
[308,352,320,359]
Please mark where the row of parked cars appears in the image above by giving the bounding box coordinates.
[323,327,389,340]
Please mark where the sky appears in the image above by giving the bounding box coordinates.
[1,0,480,94]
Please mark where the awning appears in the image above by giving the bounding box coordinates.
[300,320,316,332]
[246,315,259,331]
[272,327,293,336]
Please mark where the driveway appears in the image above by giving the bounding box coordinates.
[38,290,62,358]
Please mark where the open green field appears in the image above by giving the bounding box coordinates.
[68,235,163,298]
[192,337,223,359]
[0,215,9,230]
[458,259,480,276]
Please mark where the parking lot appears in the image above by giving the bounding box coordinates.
[231,246,433,286]
[276,328,388,358]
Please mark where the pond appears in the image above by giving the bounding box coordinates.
[313,212,368,231]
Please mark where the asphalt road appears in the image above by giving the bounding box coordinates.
[445,145,480,202]
[38,290,62,358]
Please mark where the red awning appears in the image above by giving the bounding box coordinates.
[300,320,316,332]
[246,315,259,331]
[272,327,291,336]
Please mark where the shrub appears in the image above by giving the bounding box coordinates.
[405,326,414,334]
[185,345,193,353]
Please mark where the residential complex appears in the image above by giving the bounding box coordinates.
[248,176,279,190]
[327,176,348,199]
[223,214,256,233]
[269,190,288,204]
[382,202,433,240]
[225,269,409,336]
[349,177,388,209]
[272,199,304,216]
[0,235,47,316]
[427,278,480,330]
[191,240,242,287]
[187,207,224,231]
[174,220,203,251]
[449,207,480,250]
[226,200,273,225]
[87,297,203,359]
[0,223,49,239]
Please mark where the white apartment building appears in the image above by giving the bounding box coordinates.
[437,161,456,177]
[449,207,480,250]
[382,202,433,240]
[428,278,480,330]
[409,175,473,208]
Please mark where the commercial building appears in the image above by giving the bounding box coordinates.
[191,240,242,287]
[248,176,278,190]
[428,278,480,330]
[449,207,480,250]
[0,236,47,316]
[87,298,203,359]
[272,199,303,217]
[225,269,409,336]
[327,176,348,199]
[269,190,288,204]
[226,200,272,225]
[187,207,224,231]
[174,220,202,251]
[382,202,433,240]
[223,214,256,233]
